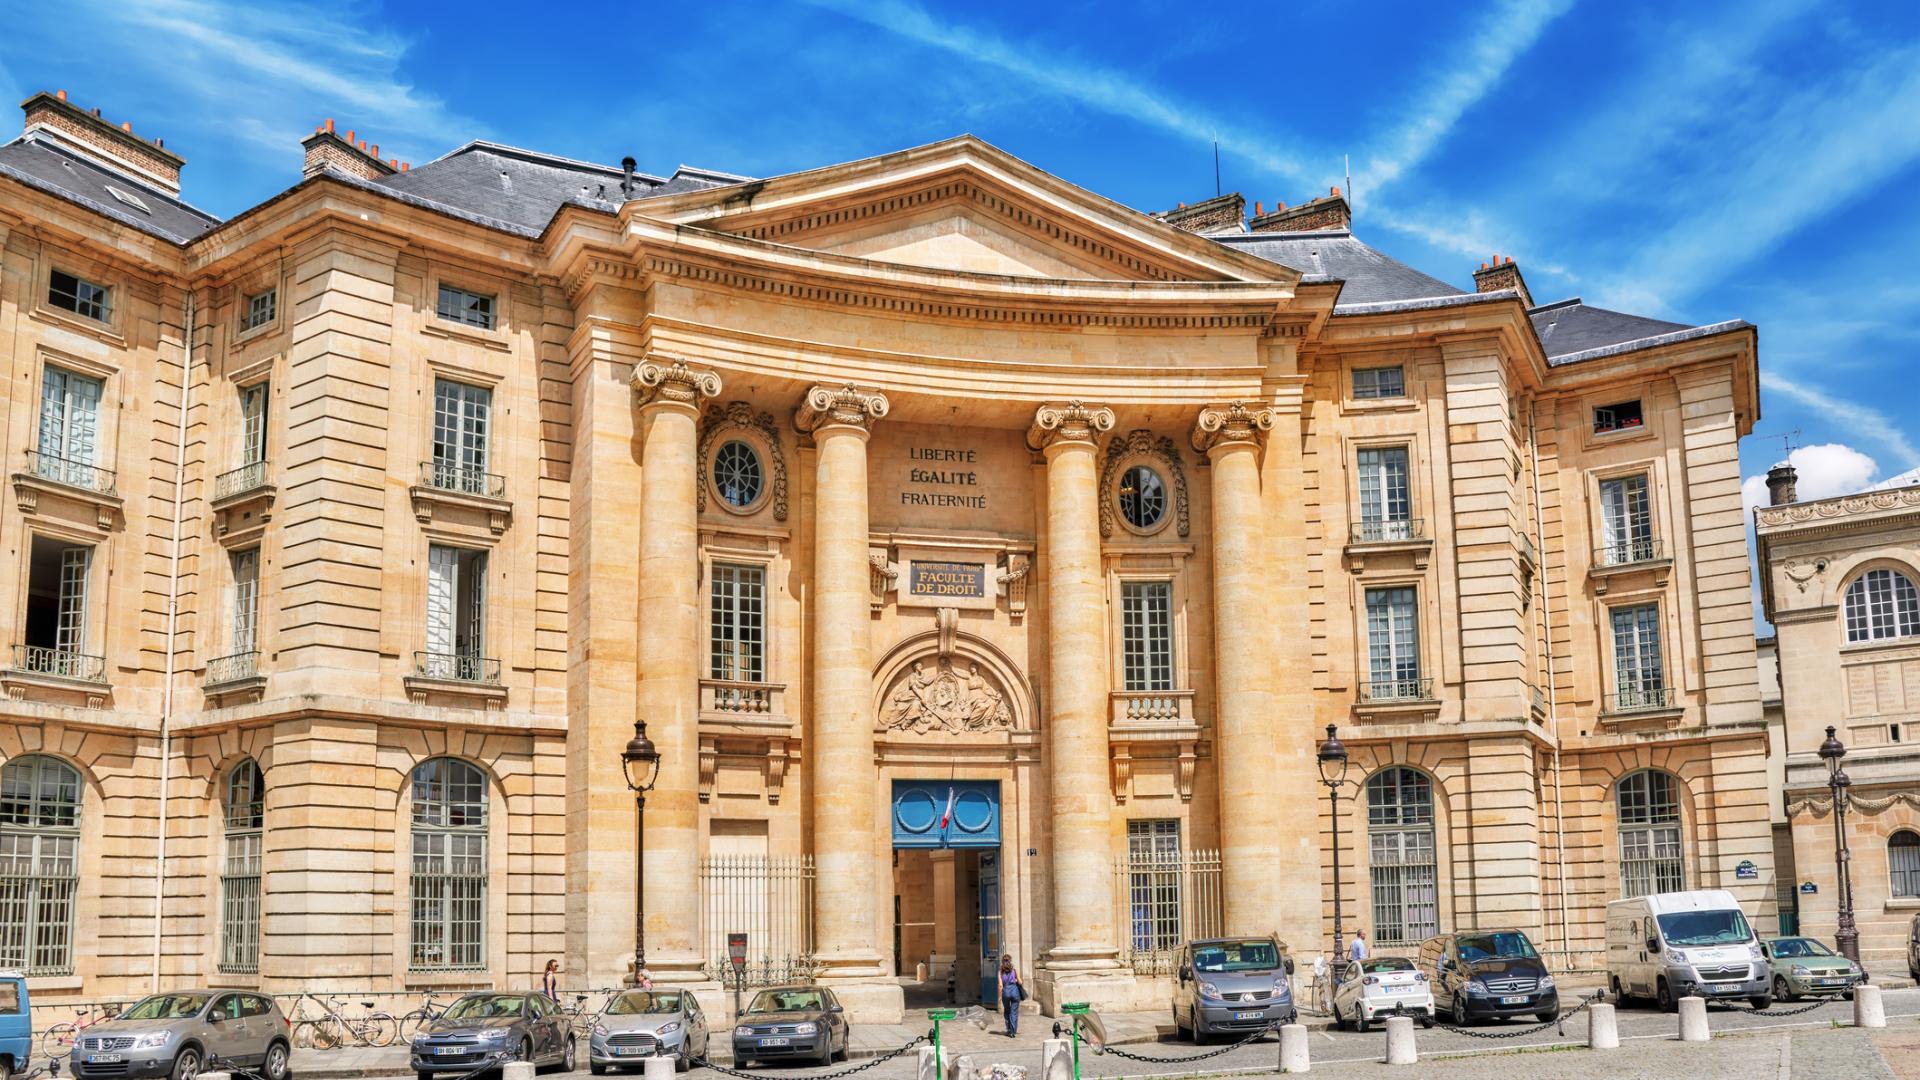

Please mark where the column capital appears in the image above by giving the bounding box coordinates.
[1026,401,1115,451]
[794,383,890,437]
[1191,401,1274,455]
[632,358,722,411]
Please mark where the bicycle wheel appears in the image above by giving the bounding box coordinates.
[43,1023,78,1060]
[313,1016,344,1050]
[365,1013,399,1048]
[396,1010,424,1043]
[292,1020,319,1050]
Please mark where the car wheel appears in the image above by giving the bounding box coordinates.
[1656,978,1675,1013]
[560,1037,576,1074]
[1774,975,1793,1003]
[1609,976,1624,1004]
[1450,994,1468,1027]
[420,1072,436,1080]
[1354,1009,1369,1035]
[264,1041,291,1080]
[1749,994,1771,1010]
[172,1047,202,1080]
[1536,1010,1557,1024]
[590,1065,607,1076]
[1419,1013,1433,1030]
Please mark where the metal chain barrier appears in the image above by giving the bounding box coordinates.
[209,1049,504,1080]
[692,1033,926,1080]
[1096,1021,1280,1064]
[1708,998,1833,1018]
[1426,990,1601,1040]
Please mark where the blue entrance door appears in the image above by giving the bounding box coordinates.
[890,780,1000,849]
[978,850,1002,1005]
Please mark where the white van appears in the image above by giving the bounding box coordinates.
[1606,890,1770,1010]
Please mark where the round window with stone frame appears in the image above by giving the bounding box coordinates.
[1117,464,1169,533]
[712,439,767,513]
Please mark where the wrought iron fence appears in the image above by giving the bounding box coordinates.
[214,461,270,501]
[205,651,260,687]
[419,460,506,499]
[8,644,106,683]
[26,451,116,497]
[1359,677,1434,703]
[1605,686,1676,714]
[1350,518,1426,544]
[413,651,501,685]
[1595,538,1664,567]
[1112,847,1222,975]
[699,854,818,986]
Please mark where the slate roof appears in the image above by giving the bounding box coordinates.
[1208,229,1464,308]
[0,135,220,243]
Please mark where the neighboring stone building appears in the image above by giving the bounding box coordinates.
[1757,465,1920,972]
[0,89,1770,1016]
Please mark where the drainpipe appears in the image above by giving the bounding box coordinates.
[1529,401,1571,952]
[152,288,194,990]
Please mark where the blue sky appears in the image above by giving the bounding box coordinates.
[3,0,1918,506]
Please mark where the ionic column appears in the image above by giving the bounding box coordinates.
[795,384,892,984]
[1027,402,1123,974]
[631,359,722,980]
[1192,402,1281,936]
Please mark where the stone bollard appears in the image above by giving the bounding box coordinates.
[1677,996,1709,1043]
[1384,1015,1416,1066]
[1587,1002,1619,1050]
[950,1053,976,1080]
[1278,1023,1310,1073]
[505,1063,540,1080]
[641,1056,674,1080]
[1854,984,1886,1029]
[201,1072,231,1080]
[918,1046,950,1080]
[1041,1038,1074,1080]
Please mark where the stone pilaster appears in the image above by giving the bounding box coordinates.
[1028,402,1135,1011]
[794,383,903,1022]
[631,358,722,982]
[1191,402,1284,938]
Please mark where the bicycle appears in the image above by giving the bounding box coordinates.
[307,994,398,1048]
[42,1002,123,1060]
[397,992,450,1042]
[283,995,326,1050]
[560,991,606,1040]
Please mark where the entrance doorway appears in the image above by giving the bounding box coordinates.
[889,780,1002,1005]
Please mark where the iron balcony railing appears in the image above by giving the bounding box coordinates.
[414,651,501,685]
[1350,518,1426,544]
[1606,686,1677,714]
[205,651,260,687]
[419,460,506,499]
[1595,537,1665,568]
[25,450,116,497]
[1360,677,1435,703]
[214,460,269,501]
[8,644,107,683]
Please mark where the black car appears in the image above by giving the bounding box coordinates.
[730,986,848,1068]
[410,992,574,1080]
[1417,930,1560,1025]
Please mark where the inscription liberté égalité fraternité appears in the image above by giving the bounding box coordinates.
[902,446,986,509]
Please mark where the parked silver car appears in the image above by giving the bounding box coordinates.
[410,992,574,1080]
[1171,937,1297,1042]
[589,990,708,1074]
[69,991,291,1080]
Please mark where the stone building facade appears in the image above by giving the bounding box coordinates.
[1757,465,1920,972]
[0,90,1771,1017]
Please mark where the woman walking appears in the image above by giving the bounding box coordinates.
[996,954,1024,1037]
[542,958,561,1001]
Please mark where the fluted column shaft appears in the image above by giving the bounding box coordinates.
[632,359,721,976]
[798,384,891,976]
[1194,402,1280,935]
[1030,402,1120,966]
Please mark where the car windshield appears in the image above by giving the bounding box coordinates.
[1657,910,1752,948]
[1192,941,1280,972]
[1456,933,1538,963]
[1769,938,1832,959]
[748,990,825,1013]
[444,995,526,1020]
[1362,958,1415,974]
[605,992,683,1015]
[119,994,211,1021]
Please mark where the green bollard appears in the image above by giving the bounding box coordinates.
[929,1007,956,1077]
[1061,1002,1089,1080]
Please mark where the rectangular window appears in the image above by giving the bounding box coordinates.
[243,289,276,331]
[410,829,487,970]
[1598,474,1654,564]
[240,382,269,467]
[230,549,260,656]
[0,829,78,976]
[1593,399,1644,434]
[710,563,766,682]
[47,269,111,322]
[436,284,495,330]
[22,537,96,681]
[1125,819,1182,954]
[430,378,493,494]
[220,829,262,973]
[1352,365,1405,400]
[1120,581,1174,692]
[1356,446,1413,540]
[1364,587,1422,699]
[425,545,488,681]
[1610,604,1666,710]
[36,365,104,488]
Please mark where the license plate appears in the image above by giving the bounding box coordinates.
[1817,979,1844,986]
[436,1047,467,1056]
[87,1056,125,1065]
[1384,986,1411,994]
[758,1038,790,1047]
[1500,996,1528,1005]
[615,1048,647,1057]
[1233,1011,1260,1020]
[1711,985,1738,994]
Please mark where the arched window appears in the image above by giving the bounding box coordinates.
[1366,768,1437,944]
[220,759,264,973]
[1844,569,1920,643]
[1892,831,1920,899]
[410,758,487,970]
[1618,770,1683,897]
[0,756,81,974]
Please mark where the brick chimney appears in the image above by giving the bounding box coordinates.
[20,90,184,194]
[301,119,400,181]
[1472,255,1534,309]
[1248,187,1351,233]
[1766,462,1798,506]
[1154,192,1245,233]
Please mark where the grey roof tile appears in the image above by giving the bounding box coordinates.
[1529,298,1694,361]
[1208,229,1464,308]
[0,136,220,243]
[377,142,750,232]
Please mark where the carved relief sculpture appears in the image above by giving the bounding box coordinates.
[882,657,1013,733]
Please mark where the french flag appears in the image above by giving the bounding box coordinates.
[939,786,958,831]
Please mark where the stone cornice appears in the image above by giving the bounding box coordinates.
[1190,401,1275,454]
[631,357,723,410]
[794,383,890,436]
[1755,484,1920,534]
[1026,402,1116,451]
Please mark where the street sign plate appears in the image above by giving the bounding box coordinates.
[728,932,747,969]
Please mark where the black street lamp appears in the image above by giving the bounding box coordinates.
[1817,725,1859,962]
[622,720,662,983]
[1317,724,1351,963]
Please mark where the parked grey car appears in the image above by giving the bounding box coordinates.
[589,990,708,1074]
[410,992,574,1080]
[730,986,848,1068]
[1171,937,1297,1042]
[69,991,291,1080]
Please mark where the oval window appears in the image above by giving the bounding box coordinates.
[714,440,764,509]
[1118,465,1168,531]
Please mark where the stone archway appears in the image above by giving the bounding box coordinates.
[871,624,1035,736]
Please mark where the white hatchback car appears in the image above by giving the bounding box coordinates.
[1332,957,1436,1032]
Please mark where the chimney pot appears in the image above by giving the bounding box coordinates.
[371,143,379,158]
[1278,201,1286,210]
[325,118,335,133]
[1330,185,1340,197]
[120,121,131,133]
[401,162,409,171]
[55,89,66,101]
[1253,200,1262,217]
[91,108,101,117]
[1480,262,1488,270]
[346,129,355,143]
[1765,463,1799,506]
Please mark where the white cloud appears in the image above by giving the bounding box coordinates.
[1760,373,1920,467]
[1741,442,1879,512]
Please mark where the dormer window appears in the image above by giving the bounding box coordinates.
[1594,400,1643,434]
[436,284,495,330]
[48,270,111,322]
